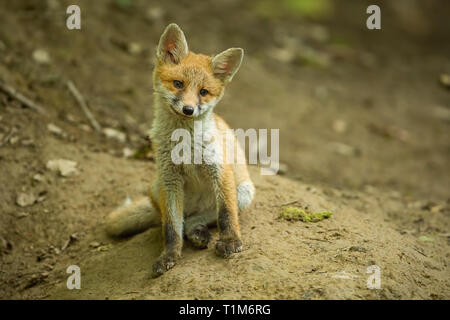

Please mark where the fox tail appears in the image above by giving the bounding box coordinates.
[105,197,160,237]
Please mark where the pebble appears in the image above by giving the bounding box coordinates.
[47,123,65,136]
[145,7,164,23]
[103,128,126,143]
[128,42,143,55]
[123,147,135,158]
[16,193,36,207]
[332,119,348,133]
[15,212,30,218]
[46,159,79,177]
[33,174,44,182]
[89,241,101,248]
[32,49,51,65]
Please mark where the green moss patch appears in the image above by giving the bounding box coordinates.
[280,207,333,222]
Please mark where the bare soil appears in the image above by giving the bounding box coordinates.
[0,0,449,299]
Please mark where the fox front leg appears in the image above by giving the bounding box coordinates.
[211,164,243,258]
[152,178,184,277]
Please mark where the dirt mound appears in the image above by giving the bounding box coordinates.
[47,167,449,300]
[1,131,448,299]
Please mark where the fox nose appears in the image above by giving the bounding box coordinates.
[182,105,194,116]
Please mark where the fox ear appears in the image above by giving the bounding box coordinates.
[157,23,188,64]
[211,48,244,82]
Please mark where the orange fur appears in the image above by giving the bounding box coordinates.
[214,114,251,185]
[155,52,225,105]
[218,163,241,239]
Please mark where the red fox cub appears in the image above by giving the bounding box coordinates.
[105,23,255,277]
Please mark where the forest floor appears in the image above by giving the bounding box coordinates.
[0,0,449,299]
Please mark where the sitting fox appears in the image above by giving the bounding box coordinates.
[105,23,255,277]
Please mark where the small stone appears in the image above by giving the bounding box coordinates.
[103,128,126,143]
[32,49,51,65]
[15,212,30,218]
[430,205,444,213]
[145,7,164,22]
[9,136,19,145]
[47,123,65,136]
[33,174,44,182]
[332,119,347,133]
[128,42,142,55]
[21,138,35,146]
[89,241,101,248]
[16,193,36,207]
[79,124,92,132]
[49,245,60,255]
[97,244,113,251]
[123,147,135,158]
[46,159,79,177]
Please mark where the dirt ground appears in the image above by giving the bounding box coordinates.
[0,0,449,299]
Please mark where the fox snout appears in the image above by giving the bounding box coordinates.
[180,89,199,116]
[170,90,200,117]
[182,105,194,116]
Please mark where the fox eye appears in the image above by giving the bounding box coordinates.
[173,80,184,89]
[199,88,209,96]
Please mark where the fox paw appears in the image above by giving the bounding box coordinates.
[186,224,211,249]
[151,253,177,278]
[215,239,243,258]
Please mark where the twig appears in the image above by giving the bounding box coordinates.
[280,200,300,206]
[413,247,428,257]
[66,80,101,132]
[0,127,16,147]
[0,81,47,114]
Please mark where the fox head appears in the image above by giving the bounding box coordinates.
[153,23,243,119]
